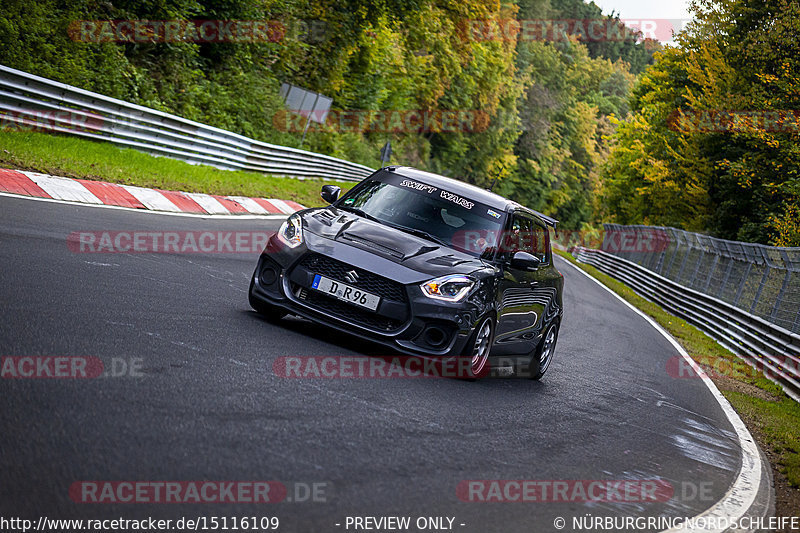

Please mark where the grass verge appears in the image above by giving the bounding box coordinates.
[555,249,800,521]
[0,130,355,207]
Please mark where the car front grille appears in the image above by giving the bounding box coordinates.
[292,284,406,332]
[297,253,408,303]
[289,253,409,333]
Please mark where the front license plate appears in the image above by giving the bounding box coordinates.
[311,274,381,311]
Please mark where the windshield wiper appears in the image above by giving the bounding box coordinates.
[385,223,449,247]
[337,205,381,223]
[337,207,448,247]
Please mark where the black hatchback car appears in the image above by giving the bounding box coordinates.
[249,166,564,379]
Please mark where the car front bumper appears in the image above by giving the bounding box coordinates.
[249,232,489,359]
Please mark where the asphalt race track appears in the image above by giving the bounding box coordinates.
[0,195,750,532]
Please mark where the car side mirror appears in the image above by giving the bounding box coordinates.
[510,251,542,271]
[320,185,341,204]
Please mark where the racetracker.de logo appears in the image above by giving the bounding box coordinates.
[1,356,104,379]
[601,228,669,254]
[1,109,105,133]
[458,19,688,43]
[273,356,483,379]
[666,355,798,381]
[457,479,674,502]
[1,356,145,379]
[68,231,272,254]
[667,109,800,134]
[69,481,287,504]
[68,20,313,43]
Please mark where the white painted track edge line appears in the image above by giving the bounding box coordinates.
[555,255,765,533]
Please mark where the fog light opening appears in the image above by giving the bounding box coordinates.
[260,265,278,285]
[424,326,447,348]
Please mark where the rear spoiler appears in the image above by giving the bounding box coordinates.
[532,210,559,229]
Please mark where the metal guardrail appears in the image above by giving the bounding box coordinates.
[600,224,800,334]
[574,247,800,402]
[0,64,374,182]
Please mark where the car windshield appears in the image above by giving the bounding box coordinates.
[338,176,505,257]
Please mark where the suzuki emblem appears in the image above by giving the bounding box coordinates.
[344,270,359,284]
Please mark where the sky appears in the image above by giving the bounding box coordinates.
[589,0,694,43]
[590,0,692,20]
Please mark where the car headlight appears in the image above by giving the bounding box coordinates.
[277,214,304,248]
[420,274,475,302]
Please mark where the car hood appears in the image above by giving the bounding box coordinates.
[302,207,493,278]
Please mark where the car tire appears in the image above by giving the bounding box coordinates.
[248,277,286,322]
[462,315,495,380]
[528,321,559,380]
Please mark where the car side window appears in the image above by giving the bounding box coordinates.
[505,214,549,263]
[504,215,532,255]
[530,219,549,263]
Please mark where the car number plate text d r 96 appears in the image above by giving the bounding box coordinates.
[312,274,381,311]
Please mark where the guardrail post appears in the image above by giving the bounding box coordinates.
[750,249,772,315]
[689,237,706,288]
[734,262,752,307]
[653,230,667,273]
[717,243,735,299]
[790,247,800,333]
[794,306,800,334]
[703,253,720,293]
[771,249,792,322]
[676,241,693,281]
[772,269,791,321]
[664,228,682,278]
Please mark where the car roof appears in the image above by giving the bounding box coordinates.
[381,166,514,210]
[378,166,558,227]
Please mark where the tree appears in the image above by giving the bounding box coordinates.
[600,0,800,245]
[502,36,634,228]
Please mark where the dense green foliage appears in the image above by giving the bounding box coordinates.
[601,0,800,245]
[0,0,653,229]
